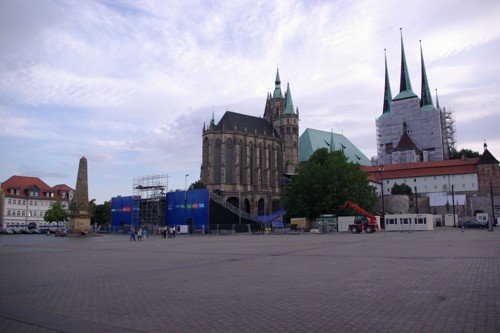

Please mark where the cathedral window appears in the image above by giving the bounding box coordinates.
[239,141,245,184]
[214,139,222,184]
[249,143,254,186]
[225,139,234,184]
[259,143,266,186]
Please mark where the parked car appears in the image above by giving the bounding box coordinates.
[457,220,485,229]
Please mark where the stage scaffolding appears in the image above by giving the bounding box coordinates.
[132,174,168,229]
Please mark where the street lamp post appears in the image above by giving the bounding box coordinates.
[489,181,495,232]
[451,185,456,227]
[378,166,385,229]
[414,186,419,214]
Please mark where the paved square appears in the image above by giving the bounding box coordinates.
[1,229,499,332]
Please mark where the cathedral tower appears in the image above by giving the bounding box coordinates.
[264,69,300,174]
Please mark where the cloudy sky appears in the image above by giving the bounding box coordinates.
[1,0,500,203]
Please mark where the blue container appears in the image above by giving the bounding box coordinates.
[166,189,209,233]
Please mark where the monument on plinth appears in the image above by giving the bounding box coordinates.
[69,156,91,234]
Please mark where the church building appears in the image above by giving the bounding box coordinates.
[375,30,455,165]
[200,69,299,216]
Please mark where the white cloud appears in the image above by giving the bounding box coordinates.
[1,0,500,202]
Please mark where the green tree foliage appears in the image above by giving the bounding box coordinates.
[44,201,69,224]
[91,200,111,225]
[390,183,413,195]
[283,148,377,220]
[449,148,480,159]
[189,180,206,190]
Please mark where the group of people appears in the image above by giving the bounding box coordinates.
[161,226,176,238]
[129,227,147,241]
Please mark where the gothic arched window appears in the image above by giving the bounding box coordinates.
[214,138,222,184]
[225,139,234,184]
[249,142,254,186]
[259,143,265,186]
[239,140,245,184]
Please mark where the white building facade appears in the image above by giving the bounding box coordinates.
[1,176,73,231]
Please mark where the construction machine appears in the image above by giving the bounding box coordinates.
[341,200,379,234]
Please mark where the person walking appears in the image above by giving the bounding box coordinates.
[172,226,176,238]
[130,227,136,241]
[167,226,172,238]
[142,228,147,240]
[137,227,143,241]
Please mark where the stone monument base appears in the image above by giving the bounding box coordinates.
[69,216,92,234]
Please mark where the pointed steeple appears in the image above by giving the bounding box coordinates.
[284,82,295,114]
[419,41,434,110]
[435,89,440,108]
[382,49,392,114]
[394,28,417,100]
[273,68,283,99]
[210,109,215,126]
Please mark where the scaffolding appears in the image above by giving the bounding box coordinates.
[132,174,168,229]
[441,107,456,158]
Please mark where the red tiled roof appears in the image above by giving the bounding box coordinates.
[362,158,480,179]
[1,175,73,200]
[52,184,73,192]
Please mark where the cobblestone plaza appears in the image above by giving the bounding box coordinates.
[1,229,499,332]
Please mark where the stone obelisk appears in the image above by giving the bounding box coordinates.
[69,156,91,234]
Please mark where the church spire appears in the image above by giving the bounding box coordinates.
[435,89,440,109]
[284,82,295,114]
[382,49,392,114]
[273,68,283,99]
[419,40,434,110]
[394,28,417,100]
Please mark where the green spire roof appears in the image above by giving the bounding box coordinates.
[419,41,434,110]
[383,49,392,114]
[273,68,283,99]
[394,29,417,101]
[284,82,295,114]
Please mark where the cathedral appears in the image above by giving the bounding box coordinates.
[200,70,299,216]
[375,31,455,165]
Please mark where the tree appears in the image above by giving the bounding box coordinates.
[449,148,480,159]
[91,200,111,225]
[283,148,377,220]
[391,183,413,196]
[44,201,69,226]
[189,180,206,190]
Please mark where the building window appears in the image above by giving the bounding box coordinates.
[7,210,11,216]
[22,210,26,216]
[225,139,234,184]
[8,198,11,204]
[463,184,465,188]
[61,192,66,198]
[16,210,20,216]
[414,178,416,182]
[30,200,33,206]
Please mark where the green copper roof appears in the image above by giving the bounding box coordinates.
[383,50,392,114]
[419,41,434,109]
[394,29,417,101]
[284,83,295,114]
[273,68,283,99]
[299,128,370,165]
